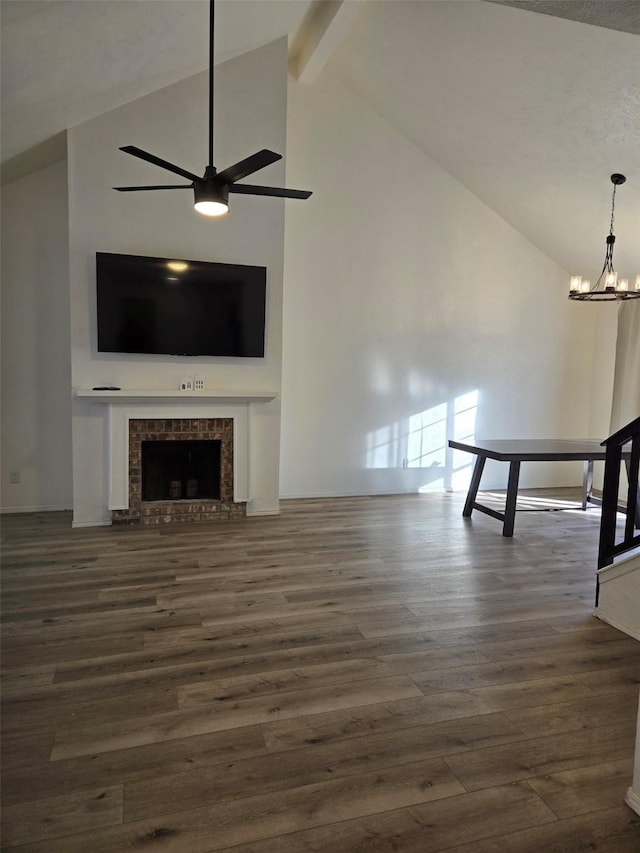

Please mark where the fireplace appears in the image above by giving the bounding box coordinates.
[141,440,221,501]
[111,418,246,525]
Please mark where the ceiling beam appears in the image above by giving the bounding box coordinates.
[289,0,365,84]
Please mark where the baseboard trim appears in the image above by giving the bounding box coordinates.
[1,504,72,514]
[625,787,640,817]
[279,489,421,500]
[246,509,281,517]
[72,520,112,528]
[593,608,640,641]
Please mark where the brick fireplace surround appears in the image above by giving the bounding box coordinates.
[112,418,246,525]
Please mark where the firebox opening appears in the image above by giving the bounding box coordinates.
[141,440,221,501]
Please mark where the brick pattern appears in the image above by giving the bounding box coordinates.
[112,418,246,526]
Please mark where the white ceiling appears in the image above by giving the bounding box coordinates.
[327,0,640,276]
[0,0,313,167]
[489,0,640,35]
[2,0,639,278]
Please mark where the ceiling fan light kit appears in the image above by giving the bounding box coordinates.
[114,0,311,217]
[193,173,229,217]
[569,173,639,302]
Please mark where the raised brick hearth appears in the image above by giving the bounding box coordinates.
[112,418,246,525]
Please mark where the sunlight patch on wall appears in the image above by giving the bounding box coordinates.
[365,390,479,492]
[407,402,447,471]
[366,421,404,469]
[450,390,479,491]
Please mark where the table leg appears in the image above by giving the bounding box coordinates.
[582,460,593,510]
[503,460,521,537]
[463,455,486,517]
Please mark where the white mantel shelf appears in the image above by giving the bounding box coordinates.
[79,391,267,511]
[75,389,278,404]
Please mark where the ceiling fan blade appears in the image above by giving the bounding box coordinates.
[114,185,194,192]
[120,146,201,183]
[229,184,312,199]
[217,150,282,184]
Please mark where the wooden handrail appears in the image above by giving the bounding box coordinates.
[601,415,640,447]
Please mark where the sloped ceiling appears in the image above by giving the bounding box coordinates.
[2,0,639,280]
[489,0,640,35]
[328,0,640,276]
[0,0,313,170]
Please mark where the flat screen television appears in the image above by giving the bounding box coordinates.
[96,252,266,357]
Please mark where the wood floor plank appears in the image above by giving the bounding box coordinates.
[502,690,640,737]
[2,605,203,640]
[575,663,640,694]
[443,721,636,791]
[409,644,640,693]
[1,684,180,734]
[1,632,145,667]
[1,731,55,769]
[176,658,396,707]
[6,759,467,852]
[407,598,592,625]
[50,675,424,760]
[211,782,557,853]
[355,615,563,640]
[2,726,268,807]
[470,629,638,662]
[261,691,503,752]
[542,612,614,633]
[48,630,528,686]
[443,806,640,853]
[527,758,634,818]
[1,785,123,847]
[0,663,56,690]
[123,711,523,822]
[467,674,603,711]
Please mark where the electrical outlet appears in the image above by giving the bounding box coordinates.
[179,377,193,391]
[9,470,20,484]
[194,376,205,391]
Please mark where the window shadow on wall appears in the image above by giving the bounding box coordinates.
[366,390,478,492]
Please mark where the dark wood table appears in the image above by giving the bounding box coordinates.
[448,438,608,537]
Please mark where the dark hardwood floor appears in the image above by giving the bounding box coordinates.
[2,490,639,851]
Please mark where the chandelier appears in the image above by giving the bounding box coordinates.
[569,173,640,302]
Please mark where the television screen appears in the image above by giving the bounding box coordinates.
[96,252,266,357]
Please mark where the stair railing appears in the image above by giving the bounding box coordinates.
[597,416,640,596]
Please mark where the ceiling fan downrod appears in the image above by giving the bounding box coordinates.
[208,0,215,171]
[113,0,312,215]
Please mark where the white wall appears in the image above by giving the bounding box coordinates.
[1,159,73,512]
[68,39,288,525]
[281,70,603,498]
[1,40,619,517]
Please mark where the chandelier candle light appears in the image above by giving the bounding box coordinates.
[569,173,640,302]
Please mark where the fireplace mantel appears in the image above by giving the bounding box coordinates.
[76,391,278,514]
[75,389,277,404]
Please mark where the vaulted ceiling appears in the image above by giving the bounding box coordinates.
[2,0,639,278]
[0,0,314,171]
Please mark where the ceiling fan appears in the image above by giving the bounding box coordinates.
[114,0,311,217]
